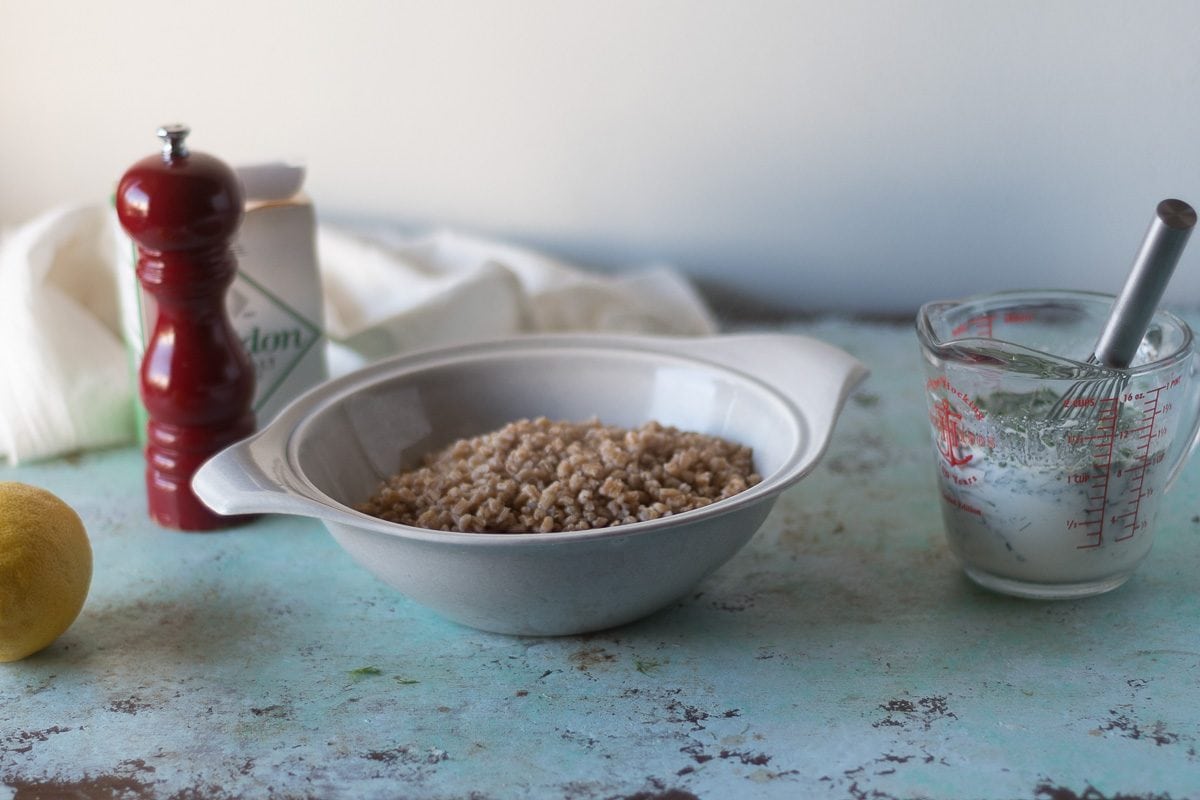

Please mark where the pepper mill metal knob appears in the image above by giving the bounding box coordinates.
[116,124,256,530]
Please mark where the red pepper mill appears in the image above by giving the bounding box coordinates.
[117,124,256,530]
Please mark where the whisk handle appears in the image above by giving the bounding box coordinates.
[1094,199,1196,368]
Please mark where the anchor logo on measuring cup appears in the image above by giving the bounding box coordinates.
[932,397,973,467]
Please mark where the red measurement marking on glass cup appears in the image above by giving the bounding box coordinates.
[952,314,994,338]
[1068,397,1121,549]
[950,310,1034,338]
[1111,382,1175,541]
[1067,376,1180,548]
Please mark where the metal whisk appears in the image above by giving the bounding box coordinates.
[1049,199,1196,421]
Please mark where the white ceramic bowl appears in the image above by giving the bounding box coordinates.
[193,333,867,635]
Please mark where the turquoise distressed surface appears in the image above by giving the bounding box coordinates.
[2,319,1198,799]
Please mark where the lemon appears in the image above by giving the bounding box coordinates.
[0,482,92,662]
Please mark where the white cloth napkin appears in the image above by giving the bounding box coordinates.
[0,204,716,464]
[0,205,134,463]
[318,225,717,372]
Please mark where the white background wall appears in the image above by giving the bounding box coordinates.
[2,0,1198,314]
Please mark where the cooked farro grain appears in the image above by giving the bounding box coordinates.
[358,417,761,533]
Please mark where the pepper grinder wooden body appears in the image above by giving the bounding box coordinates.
[116,125,256,530]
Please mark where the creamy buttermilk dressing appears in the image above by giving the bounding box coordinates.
[938,456,1156,586]
[931,389,1165,592]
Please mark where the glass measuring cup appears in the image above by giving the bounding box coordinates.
[916,290,1200,599]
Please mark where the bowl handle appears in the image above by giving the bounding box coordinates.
[654,333,869,457]
[192,431,332,520]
